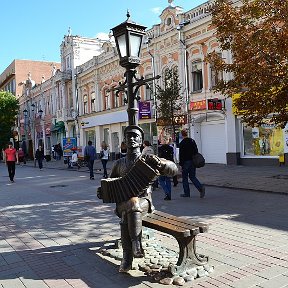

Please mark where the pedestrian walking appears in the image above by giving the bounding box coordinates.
[4,142,19,182]
[158,138,175,200]
[84,140,97,180]
[18,147,26,165]
[51,145,56,160]
[35,146,45,170]
[179,129,205,198]
[99,141,110,178]
[57,143,63,160]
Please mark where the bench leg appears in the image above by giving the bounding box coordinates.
[169,236,208,275]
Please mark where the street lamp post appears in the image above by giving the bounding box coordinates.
[23,109,29,156]
[111,11,160,127]
[24,103,36,165]
[38,108,45,156]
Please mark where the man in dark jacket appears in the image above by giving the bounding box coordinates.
[35,146,44,170]
[84,140,96,180]
[179,129,205,198]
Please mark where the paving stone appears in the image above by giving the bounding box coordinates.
[255,275,288,288]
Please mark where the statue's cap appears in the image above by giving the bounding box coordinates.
[124,125,144,139]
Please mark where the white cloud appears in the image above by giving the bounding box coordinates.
[151,7,162,15]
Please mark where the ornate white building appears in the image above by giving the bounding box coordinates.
[18,0,286,165]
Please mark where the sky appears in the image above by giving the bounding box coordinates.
[1,0,206,73]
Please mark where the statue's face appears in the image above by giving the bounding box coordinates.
[125,130,142,150]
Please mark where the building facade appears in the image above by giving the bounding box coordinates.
[0,60,60,157]
[14,0,287,165]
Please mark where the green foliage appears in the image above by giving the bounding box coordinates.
[155,67,182,136]
[207,0,288,127]
[0,91,19,149]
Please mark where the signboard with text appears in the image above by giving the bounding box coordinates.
[189,100,206,111]
[208,98,223,110]
[138,101,151,119]
[157,115,187,126]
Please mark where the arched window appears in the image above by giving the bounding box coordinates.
[91,92,96,111]
[210,53,223,88]
[104,90,110,110]
[112,89,119,108]
[145,73,153,101]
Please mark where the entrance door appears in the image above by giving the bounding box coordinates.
[200,120,226,164]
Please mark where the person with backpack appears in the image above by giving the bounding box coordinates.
[158,138,175,200]
[84,140,97,180]
[179,129,205,198]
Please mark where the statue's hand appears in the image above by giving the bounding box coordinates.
[97,186,103,199]
[143,154,165,172]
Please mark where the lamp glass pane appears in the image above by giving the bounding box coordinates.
[117,34,127,57]
[130,33,142,57]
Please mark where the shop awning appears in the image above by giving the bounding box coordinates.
[51,121,65,132]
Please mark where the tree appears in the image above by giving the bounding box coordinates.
[155,67,182,139]
[0,91,19,150]
[206,0,288,127]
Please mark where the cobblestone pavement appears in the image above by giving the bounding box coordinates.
[0,162,287,287]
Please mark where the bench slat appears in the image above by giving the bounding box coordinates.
[145,212,200,236]
[153,210,209,233]
[143,214,191,237]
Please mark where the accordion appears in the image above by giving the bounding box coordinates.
[100,156,159,203]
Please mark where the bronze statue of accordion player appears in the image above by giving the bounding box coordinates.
[97,125,178,273]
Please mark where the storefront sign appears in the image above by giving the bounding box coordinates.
[189,100,206,111]
[173,115,187,125]
[138,101,151,119]
[157,115,187,126]
[208,98,223,110]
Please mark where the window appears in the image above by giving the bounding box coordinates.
[191,61,203,92]
[12,79,16,94]
[119,91,126,106]
[166,17,172,26]
[104,128,110,145]
[85,130,95,145]
[210,53,223,88]
[66,55,71,70]
[112,90,119,108]
[243,124,284,156]
[91,92,96,111]
[145,74,153,101]
[104,90,110,110]
[69,88,73,109]
[83,95,88,114]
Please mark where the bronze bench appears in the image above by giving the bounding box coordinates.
[142,210,209,276]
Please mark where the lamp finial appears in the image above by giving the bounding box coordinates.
[126,10,130,20]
